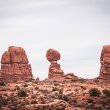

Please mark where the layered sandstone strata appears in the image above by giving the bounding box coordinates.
[98,45,110,79]
[0,46,33,82]
[46,49,64,80]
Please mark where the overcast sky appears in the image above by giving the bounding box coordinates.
[0,0,110,79]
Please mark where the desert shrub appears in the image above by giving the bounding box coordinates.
[103,89,110,97]
[13,80,17,83]
[89,88,101,97]
[0,88,8,91]
[0,95,7,105]
[24,83,28,87]
[0,81,6,86]
[63,95,69,102]
[40,89,49,95]
[94,79,100,83]
[31,100,37,104]
[10,106,17,110]
[35,107,44,110]
[54,82,59,86]
[35,86,39,90]
[74,88,78,92]
[31,94,36,99]
[75,103,85,107]
[52,87,59,91]
[81,86,86,90]
[57,108,65,110]
[58,95,76,105]
[17,88,27,97]
[52,87,63,94]
[58,95,69,101]
[59,88,63,94]
[16,86,20,90]
[40,97,46,104]
[100,99,108,105]
[87,98,94,103]
[78,78,85,83]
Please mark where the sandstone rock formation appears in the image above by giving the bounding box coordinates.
[46,49,60,62]
[64,73,78,81]
[0,46,33,82]
[46,49,64,80]
[98,45,110,79]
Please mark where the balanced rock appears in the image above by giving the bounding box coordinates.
[46,49,64,80]
[0,46,33,82]
[98,45,110,79]
[46,49,60,62]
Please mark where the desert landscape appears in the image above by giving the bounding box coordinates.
[0,45,110,110]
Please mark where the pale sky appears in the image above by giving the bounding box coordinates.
[0,0,110,79]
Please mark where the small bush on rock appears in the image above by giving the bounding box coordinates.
[0,81,6,86]
[103,89,110,97]
[31,100,37,104]
[17,88,27,97]
[89,88,101,97]
[87,98,94,103]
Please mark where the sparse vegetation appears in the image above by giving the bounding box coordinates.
[103,89,110,97]
[0,95,7,105]
[0,78,110,110]
[89,88,101,97]
[17,88,27,97]
[58,95,69,101]
[31,100,37,104]
[81,86,86,90]
[87,98,94,103]
[99,99,108,105]
[24,83,28,87]
[0,81,6,86]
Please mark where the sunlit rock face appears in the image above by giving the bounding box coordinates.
[46,49,64,80]
[0,46,33,82]
[98,45,110,79]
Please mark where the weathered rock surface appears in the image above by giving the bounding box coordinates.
[46,49,60,62]
[98,45,110,79]
[64,73,78,81]
[48,61,64,80]
[1,51,11,64]
[46,49,64,80]
[0,46,33,82]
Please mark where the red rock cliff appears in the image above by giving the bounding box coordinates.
[98,45,110,79]
[0,46,33,82]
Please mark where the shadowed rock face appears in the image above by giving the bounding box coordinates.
[98,45,110,79]
[46,49,64,80]
[0,46,33,82]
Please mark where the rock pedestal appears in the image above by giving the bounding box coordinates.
[46,49,64,80]
[98,45,110,79]
[0,46,33,82]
